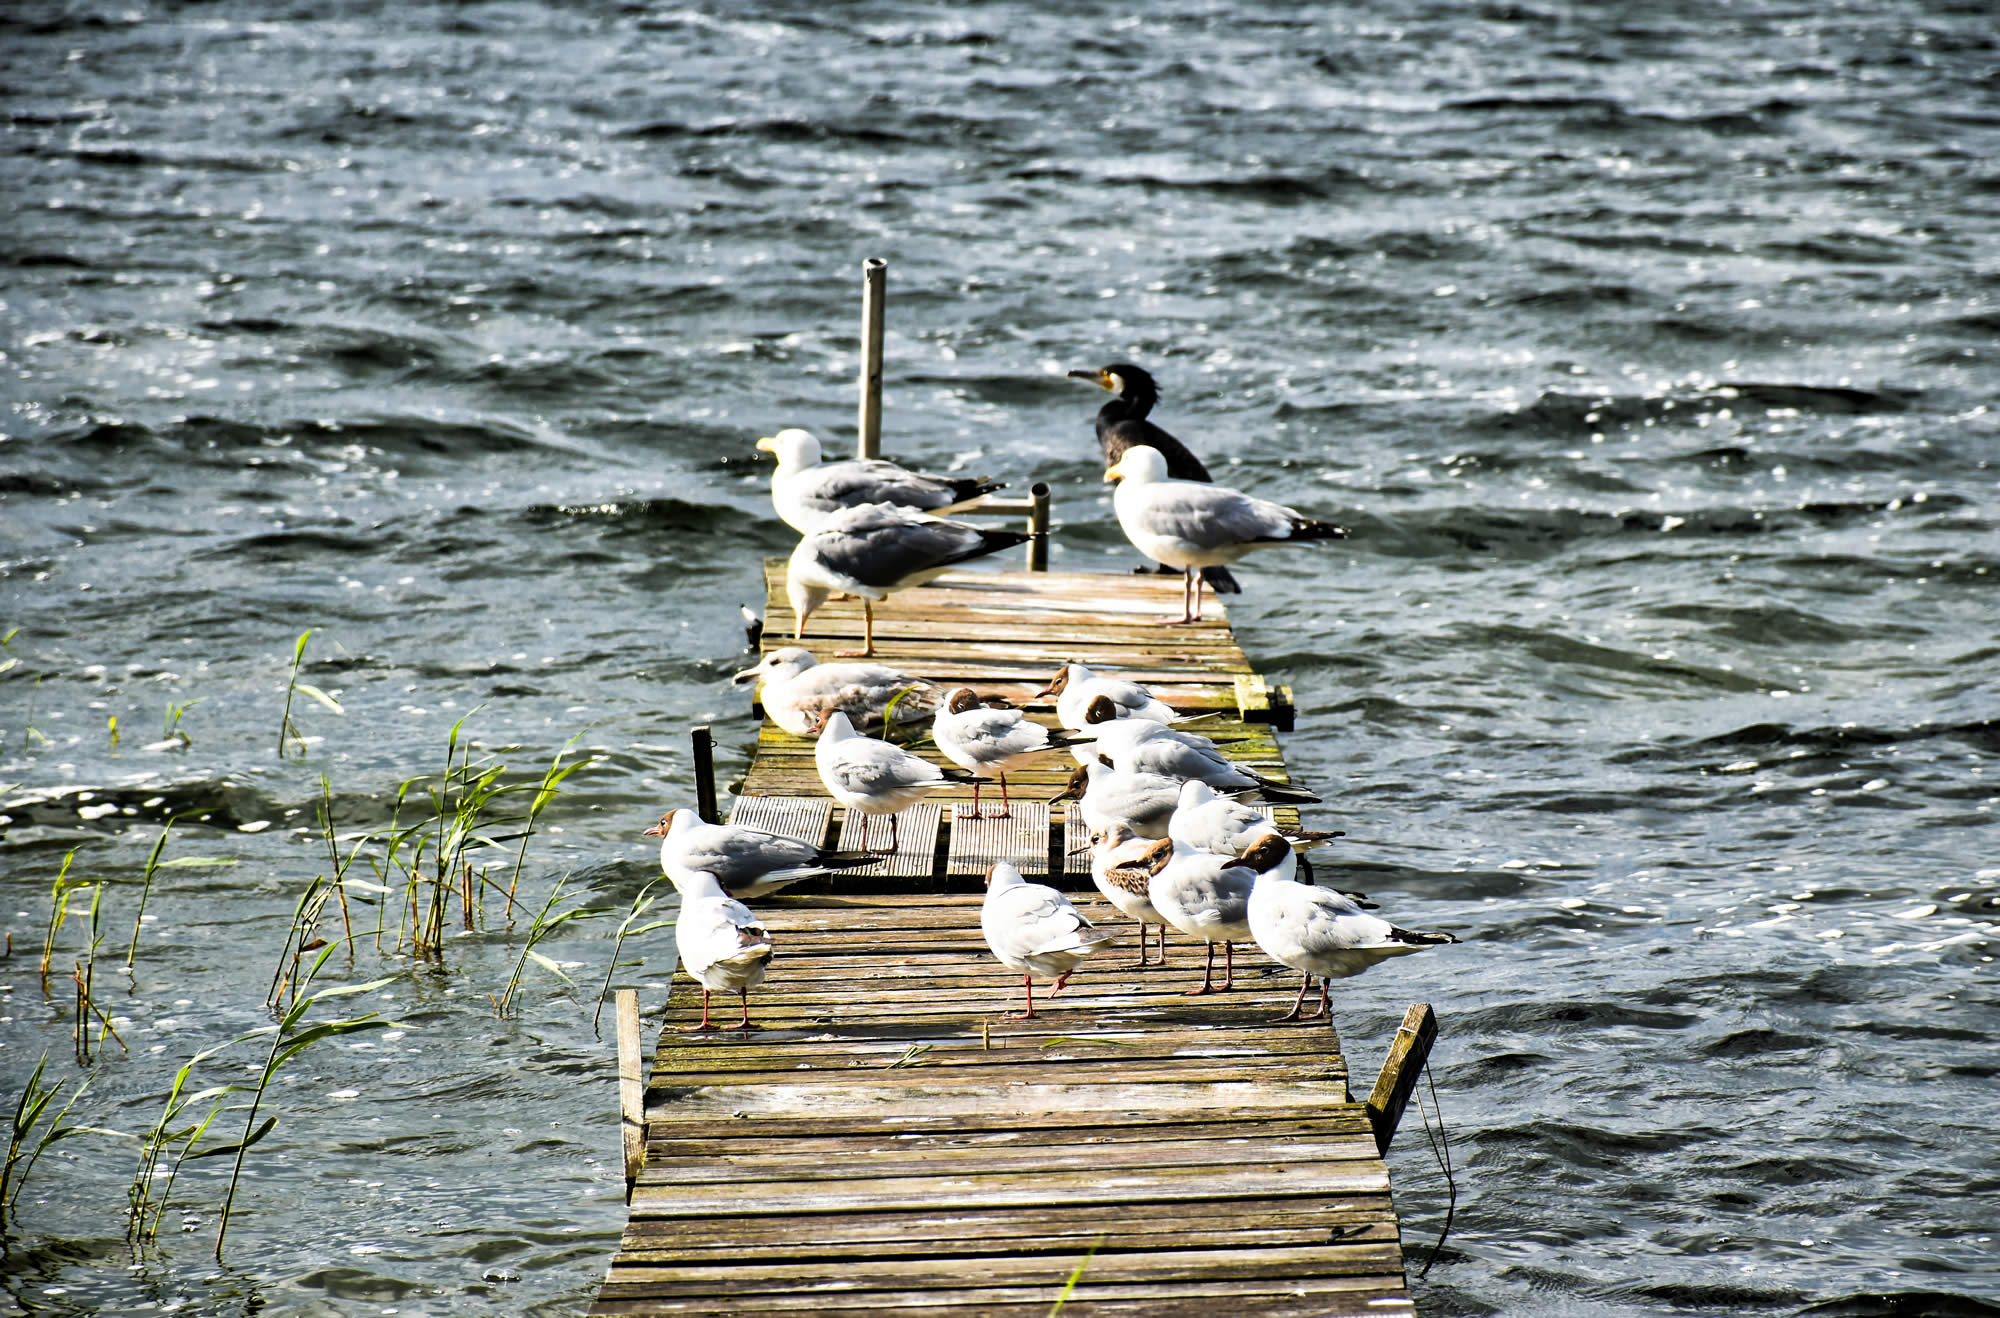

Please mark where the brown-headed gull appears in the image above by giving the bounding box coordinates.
[671,868,774,1032]
[1035,661,1182,734]
[1147,835,1289,995]
[787,502,1035,658]
[1050,759,1183,841]
[645,807,876,900]
[1089,825,1175,966]
[1246,829,1458,1023]
[1168,779,1345,858]
[811,710,976,850]
[1104,444,1346,624]
[979,861,1116,1019]
[1083,695,1319,804]
[732,645,942,737]
[932,687,1089,819]
[757,427,1003,534]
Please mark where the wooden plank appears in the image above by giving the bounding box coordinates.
[726,796,833,848]
[617,989,644,1192]
[1366,1002,1438,1154]
[941,801,1052,877]
[834,803,941,877]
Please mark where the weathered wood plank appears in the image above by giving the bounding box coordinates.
[941,800,1053,877]
[726,795,834,848]
[832,803,941,875]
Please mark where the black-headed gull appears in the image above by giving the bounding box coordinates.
[1034,661,1181,734]
[811,710,974,850]
[645,807,876,900]
[1066,361,1239,595]
[1089,824,1175,966]
[732,645,942,738]
[1168,779,1345,859]
[1083,695,1319,803]
[1104,444,1346,624]
[1050,759,1183,841]
[979,861,1116,1019]
[757,427,1003,534]
[1246,830,1458,1023]
[1147,836,1287,996]
[787,502,1034,658]
[932,687,1088,819]
[671,868,774,1032]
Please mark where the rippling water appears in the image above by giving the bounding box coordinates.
[4,2,1997,1315]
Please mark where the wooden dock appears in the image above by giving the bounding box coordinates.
[592,564,1437,1317]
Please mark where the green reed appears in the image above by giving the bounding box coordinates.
[3,1054,122,1222]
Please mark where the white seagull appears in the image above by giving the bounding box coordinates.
[757,427,1003,534]
[1089,825,1176,965]
[1082,696,1320,804]
[1147,836,1285,996]
[811,710,975,851]
[1105,444,1347,624]
[645,807,876,900]
[788,502,1035,658]
[979,861,1116,1019]
[732,646,942,737]
[1247,832,1458,1022]
[671,868,774,1032]
[1050,758,1183,841]
[932,687,1089,819]
[1035,661,1181,733]
[1168,780,1345,859]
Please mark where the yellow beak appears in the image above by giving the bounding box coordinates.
[756,435,778,453]
[1103,457,1126,484]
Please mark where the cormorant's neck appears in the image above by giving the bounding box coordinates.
[1101,376,1157,423]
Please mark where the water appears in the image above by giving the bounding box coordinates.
[3,1,1997,1314]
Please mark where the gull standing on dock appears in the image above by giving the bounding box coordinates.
[1083,695,1320,803]
[670,868,774,1032]
[732,645,942,737]
[787,502,1035,658]
[1036,661,1182,734]
[1246,829,1458,1023]
[1051,758,1185,841]
[1168,779,1345,859]
[1148,837,1272,996]
[757,427,1004,533]
[1090,825,1176,966]
[811,710,975,851]
[645,807,877,900]
[931,687,1090,819]
[1067,361,1239,596]
[1104,444,1347,624]
[979,861,1116,1019]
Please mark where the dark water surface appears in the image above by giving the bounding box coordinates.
[4,2,1997,1315]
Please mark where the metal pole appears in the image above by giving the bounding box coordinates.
[858,257,886,459]
[692,725,718,824]
[1027,482,1050,572]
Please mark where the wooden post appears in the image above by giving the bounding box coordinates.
[615,988,644,1192]
[1365,1002,1438,1154]
[691,725,718,824]
[857,257,886,459]
[1027,482,1050,572]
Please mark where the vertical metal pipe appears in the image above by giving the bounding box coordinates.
[692,725,718,824]
[1027,481,1051,572]
[858,257,886,459]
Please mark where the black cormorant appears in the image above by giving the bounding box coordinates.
[1068,362,1240,594]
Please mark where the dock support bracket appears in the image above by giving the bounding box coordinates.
[615,988,645,1194]
[1366,1002,1438,1154]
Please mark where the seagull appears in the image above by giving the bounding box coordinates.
[1089,825,1175,965]
[1168,780,1345,859]
[1147,837,1275,996]
[788,502,1036,658]
[980,861,1116,1019]
[932,687,1090,819]
[1246,830,1458,1023]
[1082,695,1320,803]
[1035,661,1181,733]
[644,807,877,900]
[757,427,1003,534]
[811,710,976,851]
[1104,444,1347,624]
[1050,758,1183,841]
[670,867,774,1032]
[732,646,942,738]
[1067,361,1239,595]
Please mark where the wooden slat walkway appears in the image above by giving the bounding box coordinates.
[593,897,1415,1318]
[593,564,1430,1317]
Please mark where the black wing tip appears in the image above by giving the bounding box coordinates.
[1390,926,1460,947]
